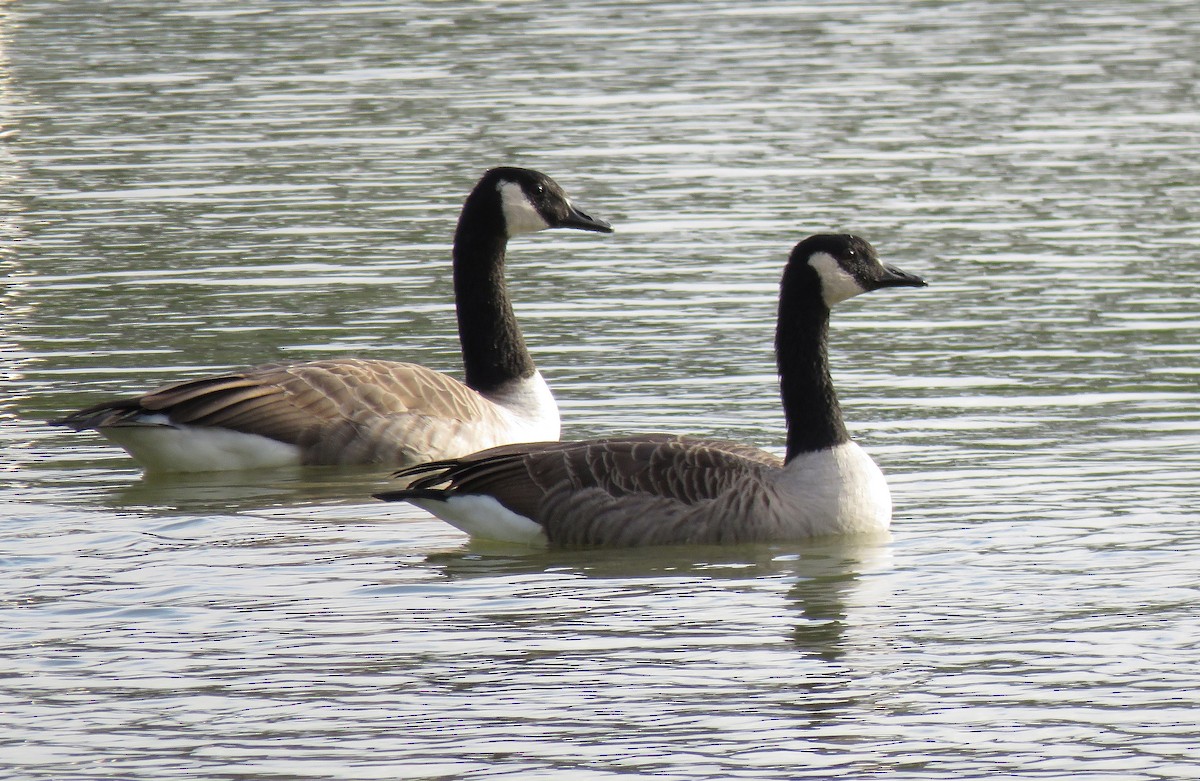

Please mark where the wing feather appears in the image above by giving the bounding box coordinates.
[54,358,517,466]
[391,435,785,545]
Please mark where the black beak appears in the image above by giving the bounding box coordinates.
[875,264,927,289]
[558,203,613,233]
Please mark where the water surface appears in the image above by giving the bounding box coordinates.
[2,1,1198,779]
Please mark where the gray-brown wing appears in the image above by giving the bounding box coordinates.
[55,359,514,465]
[398,434,785,546]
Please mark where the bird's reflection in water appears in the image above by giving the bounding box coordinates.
[425,532,892,661]
[783,536,892,661]
[102,464,395,515]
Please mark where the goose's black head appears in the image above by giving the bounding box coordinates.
[477,167,613,238]
[788,233,926,309]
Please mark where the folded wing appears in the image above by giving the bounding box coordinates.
[391,434,785,546]
[55,359,515,466]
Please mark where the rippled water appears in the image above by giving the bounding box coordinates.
[2,1,1199,778]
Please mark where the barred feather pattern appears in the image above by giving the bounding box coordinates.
[54,358,550,467]
[394,434,817,546]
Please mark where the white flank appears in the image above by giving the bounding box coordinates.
[808,251,868,307]
[410,494,548,546]
[100,422,302,473]
[497,180,551,236]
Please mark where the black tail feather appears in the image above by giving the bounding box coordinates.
[390,460,455,481]
[374,488,452,503]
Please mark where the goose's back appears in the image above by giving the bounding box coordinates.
[58,358,538,467]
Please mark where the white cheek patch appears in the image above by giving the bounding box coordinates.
[498,180,552,236]
[808,251,868,306]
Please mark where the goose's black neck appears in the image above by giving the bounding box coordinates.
[776,264,850,462]
[453,194,536,393]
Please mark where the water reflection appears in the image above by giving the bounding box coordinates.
[104,464,394,514]
[425,534,891,662]
[0,6,30,443]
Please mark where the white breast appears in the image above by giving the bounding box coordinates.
[483,371,561,443]
[773,441,892,536]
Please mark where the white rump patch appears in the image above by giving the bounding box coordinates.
[100,424,302,473]
[410,494,549,546]
[808,251,868,307]
[497,180,552,236]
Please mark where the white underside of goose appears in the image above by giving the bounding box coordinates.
[409,494,549,545]
[99,418,304,472]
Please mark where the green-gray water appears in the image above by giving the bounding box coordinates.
[2,2,1198,779]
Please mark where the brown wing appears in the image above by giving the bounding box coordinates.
[395,434,785,545]
[55,359,515,465]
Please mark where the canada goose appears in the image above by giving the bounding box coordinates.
[376,234,926,547]
[53,167,613,472]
